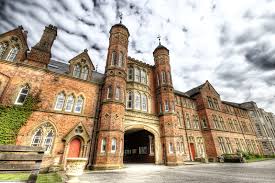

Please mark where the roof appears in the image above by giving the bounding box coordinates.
[174,90,190,98]
[110,23,130,36]
[153,44,169,54]
[185,83,205,97]
[127,56,154,68]
[222,101,247,110]
[48,60,104,83]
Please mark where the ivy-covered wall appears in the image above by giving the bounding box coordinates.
[0,94,39,144]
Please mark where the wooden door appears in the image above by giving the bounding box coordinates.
[68,138,81,158]
[190,143,196,161]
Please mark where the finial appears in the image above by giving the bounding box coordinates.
[157,34,161,45]
[96,64,98,71]
[119,12,123,24]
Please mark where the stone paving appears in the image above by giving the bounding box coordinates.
[80,159,275,183]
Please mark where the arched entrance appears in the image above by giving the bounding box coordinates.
[68,138,81,158]
[124,129,155,163]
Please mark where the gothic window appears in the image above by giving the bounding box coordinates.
[235,138,242,152]
[161,71,166,84]
[225,137,233,153]
[180,137,185,153]
[74,96,84,113]
[202,118,208,128]
[185,113,191,129]
[128,67,134,80]
[115,87,120,100]
[141,94,147,111]
[135,68,141,82]
[107,86,112,99]
[6,47,19,61]
[80,66,89,80]
[141,70,147,84]
[177,112,182,127]
[118,52,124,67]
[111,138,117,153]
[156,74,160,86]
[65,95,75,112]
[73,64,81,78]
[31,123,55,154]
[218,137,226,154]
[127,91,133,109]
[101,138,106,153]
[213,98,220,110]
[219,116,226,130]
[193,115,200,129]
[54,92,65,111]
[169,143,174,154]
[111,51,117,66]
[135,92,141,110]
[31,128,42,147]
[212,115,219,129]
[15,85,29,105]
[207,97,214,108]
[0,42,8,58]
[164,100,169,112]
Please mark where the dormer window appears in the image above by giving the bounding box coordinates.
[81,66,89,80]
[0,42,8,58]
[73,64,81,78]
[6,47,19,61]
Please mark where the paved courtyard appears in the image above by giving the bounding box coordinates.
[80,159,275,183]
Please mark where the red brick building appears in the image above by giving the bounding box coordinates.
[0,23,261,170]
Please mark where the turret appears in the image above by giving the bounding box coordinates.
[92,20,129,169]
[153,39,183,165]
[28,25,57,68]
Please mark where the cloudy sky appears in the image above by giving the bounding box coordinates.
[1,0,275,112]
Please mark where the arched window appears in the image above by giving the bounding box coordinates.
[6,47,19,61]
[161,71,166,84]
[15,85,29,105]
[101,138,106,153]
[141,70,146,84]
[81,66,89,80]
[107,86,112,99]
[128,67,134,80]
[135,92,141,110]
[127,91,133,109]
[157,74,160,86]
[74,96,84,113]
[164,100,169,112]
[135,68,141,82]
[118,52,124,67]
[111,138,117,153]
[141,94,147,111]
[65,95,75,112]
[31,128,42,147]
[0,42,8,58]
[111,51,117,66]
[73,64,81,78]
[31,123,55,154]
[44,130,54,152]
[54,92,65,111]
[115,87,120,100]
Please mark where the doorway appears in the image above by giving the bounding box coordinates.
[68,138,81,158]
[124,129,155,163]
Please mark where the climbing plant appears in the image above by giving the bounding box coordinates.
[0,93,40,144]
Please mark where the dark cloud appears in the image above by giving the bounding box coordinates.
[245,42,275,70]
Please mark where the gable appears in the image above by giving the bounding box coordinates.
[68,49,95,70]
[201,80,220,97]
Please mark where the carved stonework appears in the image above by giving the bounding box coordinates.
[65,158,87,182]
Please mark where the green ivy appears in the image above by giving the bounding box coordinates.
[0,94,40,144]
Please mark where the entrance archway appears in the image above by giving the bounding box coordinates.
[68,138,81,158]
[124,129,155,163]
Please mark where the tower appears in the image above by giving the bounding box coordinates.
[28,24,57,68]
[153,40,183,165]
[93,21,129,169]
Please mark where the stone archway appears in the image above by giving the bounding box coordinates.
[124,124,162,164]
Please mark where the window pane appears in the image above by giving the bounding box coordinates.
[74,96,84,113]
[65,95,74,112]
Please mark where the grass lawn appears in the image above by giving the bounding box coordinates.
[0,173,62,183]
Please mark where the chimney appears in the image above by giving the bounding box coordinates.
[28,25,57,68]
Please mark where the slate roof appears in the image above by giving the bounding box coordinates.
[174,90,190,98]
[48,60,104,83]
[222,101,247,110]
[185,83,205,97]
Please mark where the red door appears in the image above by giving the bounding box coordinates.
[68,138,81,158]
[190,143,196,161]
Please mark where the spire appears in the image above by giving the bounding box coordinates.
[119,12,123,24]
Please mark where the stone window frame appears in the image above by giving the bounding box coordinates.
[161,71,166,84]
[74,95,84,113]
[64,94,75,112]
[101,138,107,153]
[185,113,191,129]
[111,138,117,153]
[107,86,112,99]
[127,65,148,85]
[54,92,66,111]
[54,92,85,114]
[0,41,9,58]
[30,122,56,155]
[168,142,174,154]
[14,85,29,105]
[217,137,226,154]
[126,91,134,109]
[225,137,233,153]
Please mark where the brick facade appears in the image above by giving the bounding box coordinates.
[0,23,263,170]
